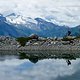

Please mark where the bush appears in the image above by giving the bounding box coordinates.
[62,37,74,41]
[16,37,31,46]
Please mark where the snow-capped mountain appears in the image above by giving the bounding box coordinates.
[0,0,80,27]
[5,13,69,37]
[0,13,80,37]
[0,14,26,37]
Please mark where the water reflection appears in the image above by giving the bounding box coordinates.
[0,51,80,80]
[18,51,77,65]
[66,60,71,66]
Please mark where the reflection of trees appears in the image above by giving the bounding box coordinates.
[19,52,27,59]
[66,60,71,66]
[19,52,39,63]
[61,53,76,60]
[29,57,38,64]
[19,51,77,65]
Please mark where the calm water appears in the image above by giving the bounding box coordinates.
[0,51,80,80]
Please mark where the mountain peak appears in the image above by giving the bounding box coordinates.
[35,18,46,23]
[6,13,16,17]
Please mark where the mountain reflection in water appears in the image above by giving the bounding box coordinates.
[0,51,80,80]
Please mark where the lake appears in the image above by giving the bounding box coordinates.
[0,51,80,80]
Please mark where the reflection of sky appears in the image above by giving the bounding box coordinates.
[0,59,80,80]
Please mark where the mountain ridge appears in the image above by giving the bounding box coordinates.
[0,13,80,37]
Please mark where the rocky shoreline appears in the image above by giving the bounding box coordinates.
[0,36,80,51]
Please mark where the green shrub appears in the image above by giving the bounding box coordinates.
[62,37,74,41]
[16,37,31,46]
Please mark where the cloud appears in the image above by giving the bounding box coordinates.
[0,0,80,27]
[0,59,80,80]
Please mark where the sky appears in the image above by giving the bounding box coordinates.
[0,0,80,27]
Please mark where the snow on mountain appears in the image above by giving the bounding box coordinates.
[6,13,40,31]
[0,0,80,27]
[6,14,26,24]
[0,0,80,37]
[5,13,69,37]
[6,13,36,24]
[0,14,26,37]
[0,12,80,37]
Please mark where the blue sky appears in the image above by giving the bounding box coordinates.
[0,0,80,27]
